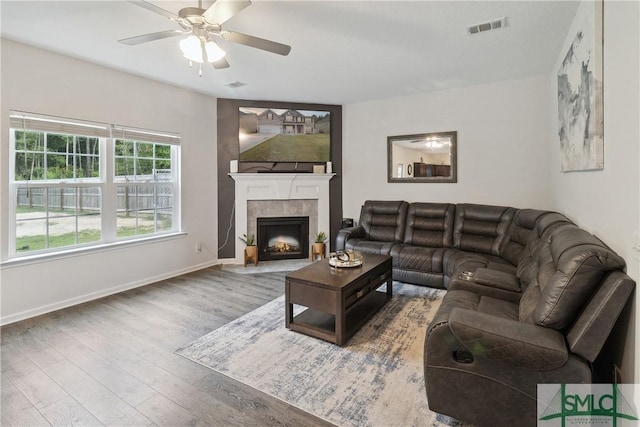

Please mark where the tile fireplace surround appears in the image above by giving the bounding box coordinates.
[230,173,335,264]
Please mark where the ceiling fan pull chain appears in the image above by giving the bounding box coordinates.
[199,63,203,77]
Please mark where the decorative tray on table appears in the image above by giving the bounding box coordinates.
[328,251,363,268]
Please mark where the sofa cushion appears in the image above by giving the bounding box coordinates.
[443,249,511,279]
[453,204,515,258]
[390,245,447,273]
[519,226,626,330]
[403,202,455,247]
[390,244,448,288]
[448,308,568,370]
[359,200,409,242]
[432,289,519,327]
[429,289,482,327]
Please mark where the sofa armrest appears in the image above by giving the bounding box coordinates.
[448,308,568,370]
[471,268,521,292]
[335,226,365,251]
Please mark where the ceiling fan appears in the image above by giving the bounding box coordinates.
[119,0,291,72]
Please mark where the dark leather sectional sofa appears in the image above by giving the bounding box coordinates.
[336,200,635,426]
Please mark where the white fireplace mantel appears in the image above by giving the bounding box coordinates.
[230,173,335,263]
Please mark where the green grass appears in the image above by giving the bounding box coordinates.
[16,212,172,252]
[17,206,96,215]
[17,229,101,252]
[239,134,330,162]
[17,206,69,214]
[116,225,155,238]
[16,225,161,252]
[17,207,39,214]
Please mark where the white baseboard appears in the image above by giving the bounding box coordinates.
[0,260,221,326]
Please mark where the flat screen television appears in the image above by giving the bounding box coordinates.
[238,107,331,163]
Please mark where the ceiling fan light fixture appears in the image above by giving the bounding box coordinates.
[121,0,291,71]
[180,35,204,63]
[204,41,226,62]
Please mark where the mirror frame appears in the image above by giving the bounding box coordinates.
[387,131,457,183]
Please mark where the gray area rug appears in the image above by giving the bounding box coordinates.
[176,282,467,427]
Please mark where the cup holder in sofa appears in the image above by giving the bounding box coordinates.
[457,271,475,281]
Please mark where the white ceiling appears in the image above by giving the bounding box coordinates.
[1,0,579,105]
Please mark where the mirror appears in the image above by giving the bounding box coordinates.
[387,131,457,183]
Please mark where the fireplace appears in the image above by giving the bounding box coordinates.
[230,173,333,263]
[257,216,309,261]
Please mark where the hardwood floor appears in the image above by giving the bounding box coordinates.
[1,266,335,427]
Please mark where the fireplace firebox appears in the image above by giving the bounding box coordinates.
[257,216,309,261]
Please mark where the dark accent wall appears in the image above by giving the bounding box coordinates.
[217,98,343,259]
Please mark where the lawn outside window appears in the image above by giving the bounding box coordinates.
[8,111,181,258]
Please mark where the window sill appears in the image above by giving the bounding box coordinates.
[1,232,187,269]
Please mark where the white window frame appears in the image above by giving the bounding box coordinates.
[111,131,180,242]
[8,111,181,259]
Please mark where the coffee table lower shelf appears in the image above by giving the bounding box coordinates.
[289,290,389,345]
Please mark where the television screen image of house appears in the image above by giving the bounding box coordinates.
[238,107,330,162]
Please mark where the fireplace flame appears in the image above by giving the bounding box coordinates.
[274,240,291,253]
[264,232,303,258]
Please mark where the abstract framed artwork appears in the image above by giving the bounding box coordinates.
[557,0,604,172]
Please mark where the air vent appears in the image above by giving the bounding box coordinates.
[225,81,247,88]
[466,17,507,35]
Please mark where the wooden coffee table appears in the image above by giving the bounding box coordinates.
[285,253,392,346]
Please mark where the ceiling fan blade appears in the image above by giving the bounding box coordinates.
[224,31,291,56]
[203,0,251,26]
[119,29,184,46]
[127,0,179,20]
[212,57,230,69]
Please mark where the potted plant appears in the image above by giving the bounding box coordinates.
[312,231,327,260]
[239,234,258,266]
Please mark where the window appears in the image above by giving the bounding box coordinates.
[113,135,176,238]
[9,111,180,257]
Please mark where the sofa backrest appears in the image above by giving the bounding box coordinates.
[499,209,549,266]
[516,212,573,287]
[403,203,455,248]
[518,225,627,330]
[359,200,409,243]
[452,204,515,258]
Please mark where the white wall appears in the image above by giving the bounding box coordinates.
[0,40,219,324]
[549,1,640,383]
[342,75,553,220]
[342,2,639,384]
